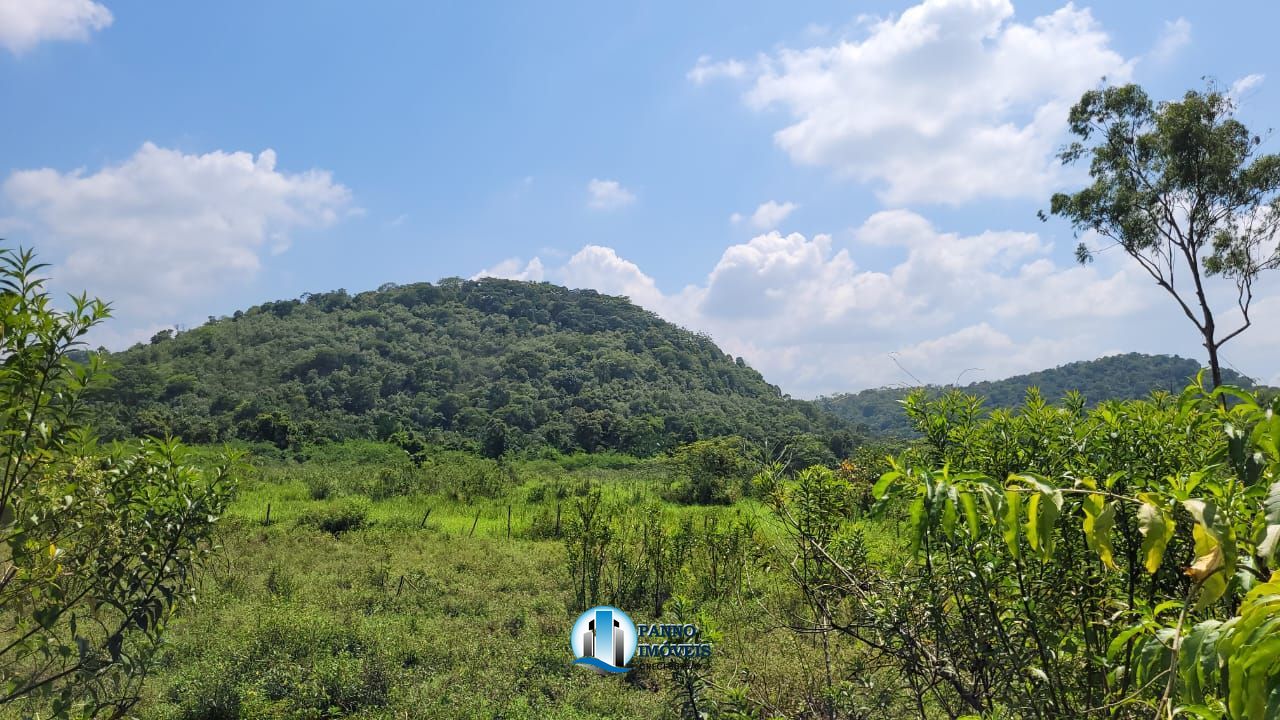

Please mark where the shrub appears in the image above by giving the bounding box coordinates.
[774,382,1280,719]
[0,247,239,718]
[663,437,752,505]
[298,497,372,535]
[302,469,337,500]
[422,452,509,500]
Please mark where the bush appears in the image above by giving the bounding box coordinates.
[0,247,240,718]
[776,383,1280,718]
[302,469,337,500]
[301,439,413,466]
[663,437,752,505]
[421,452,510,500]
[298,497,372,535]
[369,465,422,499]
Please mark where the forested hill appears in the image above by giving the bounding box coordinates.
[85,278,853,456]
[817,353,1256,436]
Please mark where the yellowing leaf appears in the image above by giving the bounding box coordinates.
[1186,532,1223,583]
[1082,494,1118,571]
[1137,502,1174,575]
[1023,488,1063,561]
[1188,523,1227,611]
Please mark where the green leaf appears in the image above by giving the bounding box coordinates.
[1177,620,1224,706]
[1082,494,1118,570]
[1023,488,1063,561]
[1212,385,1258,409]
[940,485,958,537]
[958,491,980,541]
[1138,501,1175,575]
[907,493,926,558]
[1107,623,1146,661]
[873,470,901,500]
[1172,704,1222,719]
[1252,414,1280,462]
[1025,492,1041,552]
[1003,489,1022,560]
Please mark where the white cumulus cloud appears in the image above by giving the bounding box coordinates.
[0,0,112,54]
[560,246,667,308]
[2,142,353,326]
[586,179,636,210]
[733,200,799,230]
[696,0,1135,204]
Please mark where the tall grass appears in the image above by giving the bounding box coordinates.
[96,440,908,720]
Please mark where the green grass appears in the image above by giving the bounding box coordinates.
[142,525,661,719]
[110,444,911,719]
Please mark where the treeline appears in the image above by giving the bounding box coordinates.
[84,278,858,457]
[816,352,1258,435]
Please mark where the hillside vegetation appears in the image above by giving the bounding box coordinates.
[85,278,850,456]
[816,352,1256,435]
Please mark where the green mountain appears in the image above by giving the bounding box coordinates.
[85,278,852,456]
[817,353,1257,436]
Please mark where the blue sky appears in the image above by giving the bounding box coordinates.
[2,0,1277,396]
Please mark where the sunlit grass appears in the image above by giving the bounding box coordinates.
[109,443,910,719]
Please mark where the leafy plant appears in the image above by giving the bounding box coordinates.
[297,496,372,535]
[664,437,754,505]
[871,379,1280,718]
[0,247,239,718]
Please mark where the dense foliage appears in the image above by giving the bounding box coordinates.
[817,352,1255,436]
[83,278,850,456]
[0,248,238,718]
[762,378,1280,719]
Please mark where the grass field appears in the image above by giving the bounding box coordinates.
[116,442,910,719]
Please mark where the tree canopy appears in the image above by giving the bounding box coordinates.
[1049,82,1280,388]
[83,278,851,456]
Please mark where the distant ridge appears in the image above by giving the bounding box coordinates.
[816,353,1256,436]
